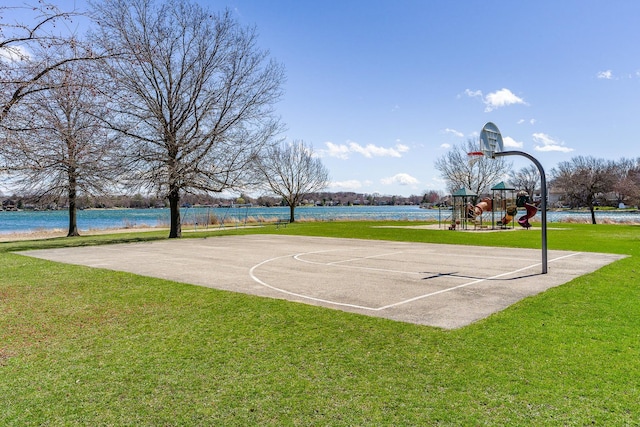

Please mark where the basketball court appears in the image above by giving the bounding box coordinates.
[23,234,624,329]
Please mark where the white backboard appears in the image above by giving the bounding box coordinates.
[480,122,504,157]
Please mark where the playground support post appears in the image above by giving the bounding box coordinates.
[494,151,548,274]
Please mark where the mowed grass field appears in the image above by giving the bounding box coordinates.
[1,222,639,425]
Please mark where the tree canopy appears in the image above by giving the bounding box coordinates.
[551,156,617,224]
[0,3,98,123]
[1,48,121,236]
[91,0,285,237]
[508,165,540,200]
[258,140,329,222]
[434,139,512,201]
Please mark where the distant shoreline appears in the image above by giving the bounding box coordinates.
[1,206,639,239]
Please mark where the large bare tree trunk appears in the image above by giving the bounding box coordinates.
[67,172,80,237]
[289,204,296,223]
[168,186,182,238]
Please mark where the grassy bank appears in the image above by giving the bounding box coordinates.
[1,222,639,425]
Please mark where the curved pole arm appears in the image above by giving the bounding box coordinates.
[495,151,548,274]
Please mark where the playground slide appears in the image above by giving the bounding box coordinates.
[500,206,518,226]
[472,198,492,217]
[518,203,538,229]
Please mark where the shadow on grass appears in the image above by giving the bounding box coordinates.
[0,232,168,253]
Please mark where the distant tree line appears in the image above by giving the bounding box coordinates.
[509,156,640,224]
[549,156,640,224]
[0,190,430,212]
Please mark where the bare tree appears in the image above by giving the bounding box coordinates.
[611,157,640,208]
[258,140,329,222]
[0,50,122,236]
[421,189,445,205]
[434,139,512,201]
[551,156,617,224]
[508,164,539,199]
[0,3,97,123]
[91,0,284,238]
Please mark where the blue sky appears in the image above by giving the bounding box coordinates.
[223,0,640,196]
[4,1,639,197]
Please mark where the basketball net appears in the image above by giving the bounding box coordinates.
[467,151,484,167]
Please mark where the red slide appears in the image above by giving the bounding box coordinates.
[518,203,538,229]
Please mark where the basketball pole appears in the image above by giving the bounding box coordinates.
[493,150,548,274]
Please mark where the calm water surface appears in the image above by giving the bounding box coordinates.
[0,205,638,234]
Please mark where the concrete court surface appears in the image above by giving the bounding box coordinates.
[23,234,624,329]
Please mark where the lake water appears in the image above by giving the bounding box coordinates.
[0,205,639,234]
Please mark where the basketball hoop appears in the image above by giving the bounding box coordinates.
[467,151,484,166]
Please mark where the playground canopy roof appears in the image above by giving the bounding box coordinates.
[452,187,477,197]
[491,181,515,191]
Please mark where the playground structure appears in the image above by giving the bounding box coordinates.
[447,187,476,230]
[446,183,539,231]
[491,181,516,228]
[498,205,518,227]
[516,190,538,229]
[472,197,492,218]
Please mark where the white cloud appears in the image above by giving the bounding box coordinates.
[380,173,419,186]
[503,136,523,148]
[440,143,451,149]
[532,133,574,153]
[323,142,350,159]
[443,128,464,137]
[464,88,527,112]
[329,180,363,191]
[484,88,527,112]
[464,89,483,99]
[321,140,409,159]
[349,141,409,158]
[517,118,536,125]
[0,45,31,62]
[597,70,613,79]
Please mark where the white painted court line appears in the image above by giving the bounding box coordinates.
[249,253,378,311]
[326,251,405,266]
[294,249,423,275]
[295,248,538,266]
[249,250,583,312]
[378,252,583,310]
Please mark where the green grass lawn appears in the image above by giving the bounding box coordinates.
[1,222,639,425]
